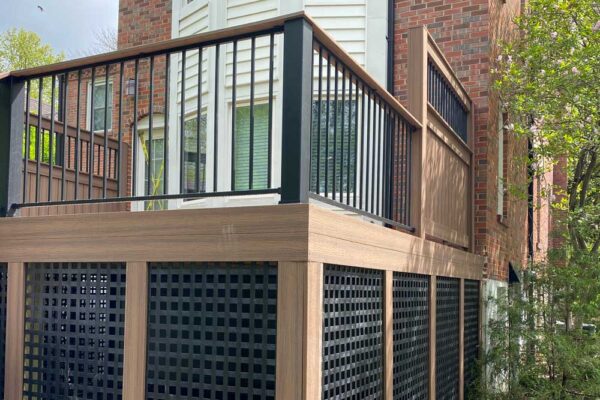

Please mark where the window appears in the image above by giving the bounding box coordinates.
[183,115,207,193]
[233,103,269,190]
[497,108,508,218]
[310,100,357,195]
[89,80,113,132]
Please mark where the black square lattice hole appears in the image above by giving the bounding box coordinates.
[464,279,480,399]
[0,264,7,399]
[436,277,460,400]
[322,265,383,400]
[23,262,126,400]
[393,272,429,399]
[146,262,277,400]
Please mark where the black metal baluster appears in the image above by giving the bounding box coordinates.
[23,80,30,203]
[148,57,155,198]
[179,50,186,194]
[75,71,82,200]
[339,66,345,203]
[213,44,220,192]
[164,54,170,195]
[117,62,124,197]
[376,98,385,215]
[359,83,365,210]
[315,45,323,194]
[388,111,395,221]
[48,74,55,201]
[406,122,412,225]
[332,61,338,201]
[231,40,237,191]
[61,74,68,201]
[267,33,274,188]
[132,59,139,197]
[196,48,202,193]
[324,53,331,198]
[365,90,371,213]
[103,65,110,199]
[88,67,96,199]
[353,78,359,208]
[249,36,256,190]
[346,73,353,206]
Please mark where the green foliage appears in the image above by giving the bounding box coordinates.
[0,28,64,72]
[482,0,600,397]
[478,254,600,399]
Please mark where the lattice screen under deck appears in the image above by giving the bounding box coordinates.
[393,272,429,399]
[322,265,383,400]
[145,262,277,400]
[435,277,460,400]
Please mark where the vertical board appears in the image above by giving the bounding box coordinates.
[393,272,429,399]
[322,265,383,400]
[145,262,277,400]
[0,264,6,399]
[464,279,480,399]
[435,277,460,400]
[22,262,127,400]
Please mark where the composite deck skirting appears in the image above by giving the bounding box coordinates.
[0,205,483,399]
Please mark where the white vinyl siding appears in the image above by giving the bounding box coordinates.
[305,1,367,67]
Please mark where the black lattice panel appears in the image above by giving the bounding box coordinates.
[322,265,383,400]
[0,264,7,399]
[464,279,480,398]
[435,277,459,400]
[146,262,277,400]
[393,272,429,399]
[23,262,126,400]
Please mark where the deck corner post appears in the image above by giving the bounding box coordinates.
[0,77,25,217]
[276,261,323,400]
[280,17,314,204]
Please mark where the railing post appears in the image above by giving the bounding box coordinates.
[280,18,313,204]
[407,27,428,238]
[0,76,25,217]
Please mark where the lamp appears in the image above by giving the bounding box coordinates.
[126,78,136,96]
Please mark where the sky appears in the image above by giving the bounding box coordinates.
[0,0,119,59]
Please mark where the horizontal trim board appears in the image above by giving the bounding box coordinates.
[0,204,483,280]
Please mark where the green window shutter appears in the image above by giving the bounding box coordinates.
[234,104,269,190]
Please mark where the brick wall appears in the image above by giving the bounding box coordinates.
[62,0,172,197]
[394,0,528,281]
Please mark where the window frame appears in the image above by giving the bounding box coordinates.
[86,78,114,133]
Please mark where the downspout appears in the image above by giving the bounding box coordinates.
[387,0,395,94]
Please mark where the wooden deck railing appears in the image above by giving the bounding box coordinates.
[407,26,474,250]
[0,13,472,248]
[21,114,129,216]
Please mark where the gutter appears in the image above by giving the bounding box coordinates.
[387,0,395,94]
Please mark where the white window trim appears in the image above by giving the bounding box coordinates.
[86,78,114,133]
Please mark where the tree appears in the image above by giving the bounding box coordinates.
[479,0,600,398]
[0,29,64,163]
[0,28,64,72]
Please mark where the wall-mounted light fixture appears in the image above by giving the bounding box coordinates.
[126,79,136,96]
